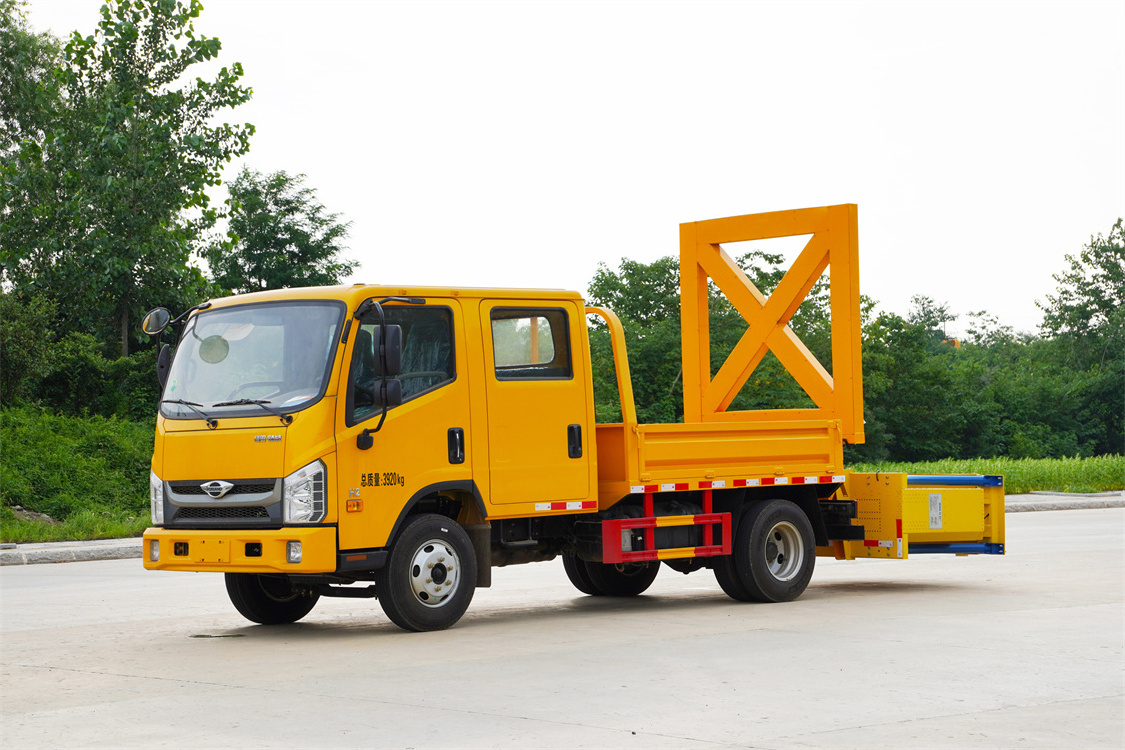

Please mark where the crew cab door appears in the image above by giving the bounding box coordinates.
[336,300,471,550]
[481,301,591,506]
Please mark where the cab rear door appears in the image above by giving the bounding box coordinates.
[480,301,592,507]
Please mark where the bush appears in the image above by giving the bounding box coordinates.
[0,292,56,405]
[0,406,153,529]
[1,292,163,420]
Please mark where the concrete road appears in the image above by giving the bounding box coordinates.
[2,509,1122,749]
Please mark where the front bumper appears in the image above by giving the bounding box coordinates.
[142,526,337,574]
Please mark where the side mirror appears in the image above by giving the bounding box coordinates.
[376,379,403,407]
[356,380,403,451]
[156,344,171,390]
[142,307,171,336]
[375,325,402,376]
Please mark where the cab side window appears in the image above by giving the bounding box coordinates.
[349,306,455,424]
[490,308,571,380]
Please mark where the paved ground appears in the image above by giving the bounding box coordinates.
[2,492,1121,566]
[1,507,1122,749]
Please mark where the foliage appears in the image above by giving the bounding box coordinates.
[0,291,161,417]
[0,406,152,541]
[589,230,1122,462]
[587,256,683,423]
[0,0,60,154]
[206,167,357,293]
[0,291,56,404]
[0,0,252,357]
[586,250,834,424]
[1038,219,1125,369]
[848,455,1125,496]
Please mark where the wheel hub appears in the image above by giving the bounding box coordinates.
[763,521,803,581]
[408,539,460,608]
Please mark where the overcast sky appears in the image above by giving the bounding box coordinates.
[28,0,1125,336]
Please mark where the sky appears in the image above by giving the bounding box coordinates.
[27,0,1125,336]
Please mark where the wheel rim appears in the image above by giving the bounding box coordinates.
[613,563,649,578]
[258,576,300,602]
[763,521,803,581]
[408,538,461,608]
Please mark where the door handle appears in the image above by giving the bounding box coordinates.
[567,424,582,459]
[448,428,465,464]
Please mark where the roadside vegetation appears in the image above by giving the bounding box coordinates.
[848,455,1125,496]
[1,407,152,543]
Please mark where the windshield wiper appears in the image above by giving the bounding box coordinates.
[161,399,218,429]
[210,398,294,425]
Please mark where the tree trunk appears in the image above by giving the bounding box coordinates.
[120,305,129,358]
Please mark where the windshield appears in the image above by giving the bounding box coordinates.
[160,301,345,421]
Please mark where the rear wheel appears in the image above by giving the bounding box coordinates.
[562,551,599,595]
[731,499,816,602]
[714,555,754,601]
[376,514,477,631]
[584,559,659,596]
[715,505,755,601]
[225,573,320,624]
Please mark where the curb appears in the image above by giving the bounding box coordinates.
[1006,497,1125,513]
[0,539,142,566]
[2,494,1122,566]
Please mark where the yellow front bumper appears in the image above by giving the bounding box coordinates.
[142,526,338,574]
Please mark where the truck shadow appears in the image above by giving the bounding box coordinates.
[202,578,967,640]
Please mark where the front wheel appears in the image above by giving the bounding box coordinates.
[225,573,320,624]
[730,499,816,603]
[376,514,477,631]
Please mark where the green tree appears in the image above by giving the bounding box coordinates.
[1039,219,1125,369]
[586,256,683,423]
[586,251,834,423]
[0,292,56,404]
[0,0,253,356]
[0,0,61,154]
[206,167,357,293]
[1036,220,1125,455]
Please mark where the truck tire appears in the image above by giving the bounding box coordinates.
[376,514,477,631]
[562,551,599,595]
[224,573,320,625]
[731,499,816,602]
[584,560,659,596]
[714,504,755,601]
[714,555,755,601]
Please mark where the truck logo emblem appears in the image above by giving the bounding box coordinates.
[201,480,234,499]
[254,435,282,443]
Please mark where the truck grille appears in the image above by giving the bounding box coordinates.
[171,483,275,496]
[176,507,271,520]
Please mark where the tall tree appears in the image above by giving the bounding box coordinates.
[1037,219,1125,454]
[0,0,253,356]
[0,0,60,155]
[206,167,357,293]
[1038,219,1125,369]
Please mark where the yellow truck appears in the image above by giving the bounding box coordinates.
[141,204,1005,631]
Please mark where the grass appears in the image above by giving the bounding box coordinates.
[0,505,149,543]
[1,406,153,543]
[848,455,1125,495]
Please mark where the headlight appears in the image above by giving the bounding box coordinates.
[283,459,327,524]
[150,471,164,525]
